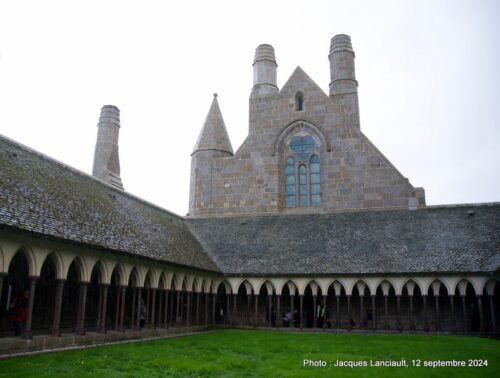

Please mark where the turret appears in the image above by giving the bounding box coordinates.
[251,44,278,98]
[328,34,360,127]
[92,105,124,190]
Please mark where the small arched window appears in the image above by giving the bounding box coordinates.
[295,92,304,111]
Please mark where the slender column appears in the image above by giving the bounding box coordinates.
[276,295,281,328]
[157,289,163,328]
[488,295,496,333]
[268,295,272,327]
[409,295,415,330]
[114,286,121,330]
[196,293,201,326]
[450,295,456,333]
[175,291,181,326]
[359,295,364,330]
[150,289,156,329]
[75,282,88,336]
[461,295,467,332]
[383,294,389,330]
[51,279,65,337]
[146,289,151,325]
[434,294,440,331]
[347,295,352,331]
[225,293,231,325]
[99,284,109,333]
[290,295,295,327]
[164,290,170,328]
[205,293,209,325]
[232,294,237,326]
[96,285,103,331]
[186,292,191,326]
[336,295,340,329]
[119,286,126,331]
[396,295,402,332]
[299,295,304,330]
[0,274,5,307]
[247,294,251,326]
[136,288,142,329]
[477,295,485,333]
[254,294,259,327]
[371,295,376,331]
[323,295,327,330]
[313,295,317,328]
[130,288,137,330]
[212,293,216,325]
[423,295,429,332]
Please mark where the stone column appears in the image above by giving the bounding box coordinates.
[422,295,429,332]
[477,295,485,333]
[396,295,402,332]
[371,295,376,331]
[254,294,259,327]
[150,289,156,329]
[290,295,295,327]
[461,295,467,332]
[119,286,126,331]
[51,279,65,337]
[299,295,304,330]
[99,284,109,333]
[268,294,272,327]
[146,289,151,325]
[0,274,5,307]
[336,295,341,329]
[176,291,181,326]
[114,286,122,330]
[383,294,389,330]
[196,292,201,326]
[247,294,251,326]
[96,285,103,331]
[232,294,237,326]
[313,295,317,328]
[450,295,456,333]
[136,288,142,330]
[276,295,281,328]
[488,294,496,333]
[75,282,88,335]
[130,288,137,330]
[347,295,352,331]
[205,293,209,326]
[157,289,163,328]
[434,293,440,331]
[212,293,216,325]
[164,290,170,328]
[185,292,191,326]
[323,295,327,330]
[359,294,364,330]
[409,295,415,330]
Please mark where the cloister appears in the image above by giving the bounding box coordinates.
[1,234,498,340]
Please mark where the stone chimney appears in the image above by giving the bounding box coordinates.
[251,44,278,98]
[92,105,124,190]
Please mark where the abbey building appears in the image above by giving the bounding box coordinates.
[0,35,498,353]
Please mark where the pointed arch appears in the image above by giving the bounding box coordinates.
[66,256,87,282]
[41,251,64,280]
[110,263,126,286]
[273,120,330,156]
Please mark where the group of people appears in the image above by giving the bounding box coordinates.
[282,301,331,328]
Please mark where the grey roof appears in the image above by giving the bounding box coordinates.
[0,134,220,273]
[186,205,500,275]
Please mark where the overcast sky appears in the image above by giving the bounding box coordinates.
[0,0,499,216]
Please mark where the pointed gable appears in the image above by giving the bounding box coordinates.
[192,94,233,155]
[279,66,329,100]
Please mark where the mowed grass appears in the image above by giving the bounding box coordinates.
[0,330,499,377]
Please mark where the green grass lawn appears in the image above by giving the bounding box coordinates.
[1,330,499,377]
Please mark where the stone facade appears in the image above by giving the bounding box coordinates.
[189,35,425,217]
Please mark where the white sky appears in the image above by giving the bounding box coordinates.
[0,0,499,216]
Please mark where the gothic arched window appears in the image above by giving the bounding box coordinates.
[295,92,304,111]
[284,134,321,208]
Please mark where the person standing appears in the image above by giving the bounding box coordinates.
[11,288,29,337]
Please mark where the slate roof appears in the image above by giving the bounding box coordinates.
[186,205,500,275]
[0,134,220,273]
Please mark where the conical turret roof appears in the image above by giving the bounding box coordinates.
[192,94,233,155]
